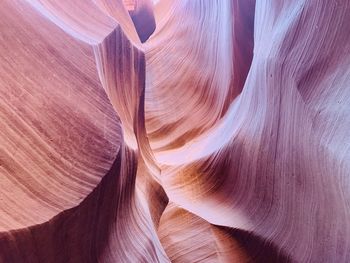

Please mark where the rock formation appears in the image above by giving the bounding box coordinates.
[0,0,349,262]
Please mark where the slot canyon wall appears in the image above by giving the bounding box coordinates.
[0,0,349,262]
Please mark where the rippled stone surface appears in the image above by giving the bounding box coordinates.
[0,0,349,262]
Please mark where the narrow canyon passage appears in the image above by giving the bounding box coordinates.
[0,0,349,262]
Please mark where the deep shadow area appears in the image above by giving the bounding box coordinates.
[214,225,292,263]
[0,149,129,262]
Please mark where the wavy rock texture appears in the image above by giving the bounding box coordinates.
[0,0,349,262]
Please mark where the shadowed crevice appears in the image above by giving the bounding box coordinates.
[213,225,292,263]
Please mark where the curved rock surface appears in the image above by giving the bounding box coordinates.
[0,0,349,262]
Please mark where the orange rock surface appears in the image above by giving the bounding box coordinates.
[0,0,349,262]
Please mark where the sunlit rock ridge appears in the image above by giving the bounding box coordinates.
[0,0,349,262]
